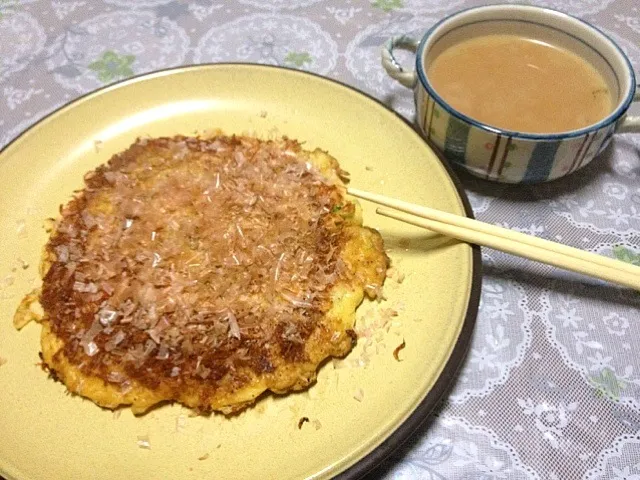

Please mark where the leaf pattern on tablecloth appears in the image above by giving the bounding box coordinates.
[193,14,338,74]
[44,11,189,92]
[371,0,467,14]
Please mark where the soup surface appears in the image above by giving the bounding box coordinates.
[426,34,613,133]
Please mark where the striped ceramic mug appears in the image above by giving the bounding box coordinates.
[382,5,640,184]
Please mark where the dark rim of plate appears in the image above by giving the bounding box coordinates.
[0,63,482,480]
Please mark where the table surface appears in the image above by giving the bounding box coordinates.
[1,1,639,479]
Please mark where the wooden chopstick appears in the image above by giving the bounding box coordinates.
[347,188,640,291]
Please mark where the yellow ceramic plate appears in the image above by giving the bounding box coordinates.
[0,64,480,480]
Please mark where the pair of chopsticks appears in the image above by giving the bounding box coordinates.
[347,188,640,291]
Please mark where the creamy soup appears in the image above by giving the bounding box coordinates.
[426,34,614,133]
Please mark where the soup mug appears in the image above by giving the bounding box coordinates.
[382,5,640,184]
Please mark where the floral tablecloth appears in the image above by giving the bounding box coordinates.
[1,0,640,478]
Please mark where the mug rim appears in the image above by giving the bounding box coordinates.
[415,4,637,141]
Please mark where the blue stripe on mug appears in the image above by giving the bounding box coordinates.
[495,137,513,179]
[443,116,471,165]
[422,94,431,135]
[574,132,598,172]
[427,96,437,142]
[522,141,561,183]
[485,135,502,180]
[595,125,615,155]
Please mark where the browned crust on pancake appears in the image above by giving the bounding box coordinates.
[24,134,388,414]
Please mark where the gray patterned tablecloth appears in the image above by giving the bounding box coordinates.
[2,1,640,478]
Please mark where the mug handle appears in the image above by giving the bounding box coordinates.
[381,35,419,89]
[617,88,640,133]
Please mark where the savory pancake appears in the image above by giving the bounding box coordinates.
[15,134,388,414]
